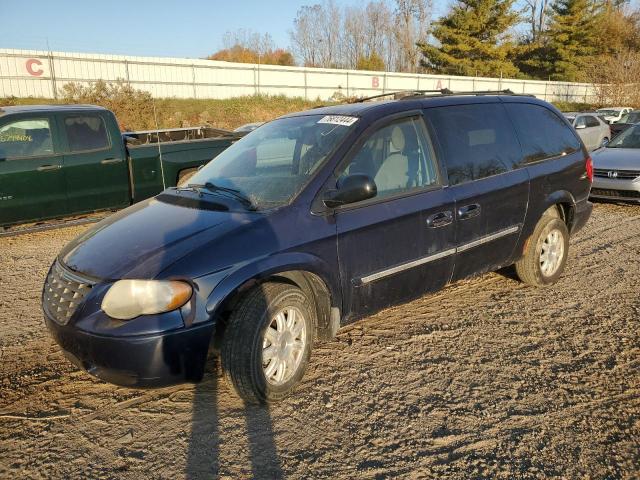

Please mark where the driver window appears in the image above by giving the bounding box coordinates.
[585,116,600,128]
[338,117,438,199]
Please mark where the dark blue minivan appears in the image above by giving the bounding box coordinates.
[43,92,593,403]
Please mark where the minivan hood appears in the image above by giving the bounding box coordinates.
[60,196,255,279]
[592,147,640,170]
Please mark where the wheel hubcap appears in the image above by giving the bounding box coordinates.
[262,307,306,386]
[539,229,564,277]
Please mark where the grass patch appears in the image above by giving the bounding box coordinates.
[1,91,327,132]
[552,101,598,112]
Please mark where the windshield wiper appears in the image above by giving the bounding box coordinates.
[185,182,257,210]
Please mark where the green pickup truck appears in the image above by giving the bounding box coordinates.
[0,105,239,228]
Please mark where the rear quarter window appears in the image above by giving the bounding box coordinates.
[504,103,581,164]
[64,115,110,152]
[425,104,521,186]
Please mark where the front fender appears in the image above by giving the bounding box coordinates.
[204,251,340,317]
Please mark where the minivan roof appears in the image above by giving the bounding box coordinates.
[281,94,555,123]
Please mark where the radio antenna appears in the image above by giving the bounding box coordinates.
[153,100,166,190]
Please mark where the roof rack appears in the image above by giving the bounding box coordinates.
[351,88,533,103]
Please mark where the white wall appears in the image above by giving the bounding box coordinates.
[0,48,596,103]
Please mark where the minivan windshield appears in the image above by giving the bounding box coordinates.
[608,124,640,148]
[187,114,357,210]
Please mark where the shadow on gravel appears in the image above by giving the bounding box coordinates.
[185,361,283,479]
[495,265,520,282]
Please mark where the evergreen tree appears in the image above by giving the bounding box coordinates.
[545,0,600,81]
[512,40,555,79]
[419,0,520,77]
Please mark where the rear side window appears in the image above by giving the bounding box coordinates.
[504,104,581,164]
[64,115,110,152]
[426,104,521,186]
[0,119,53,159]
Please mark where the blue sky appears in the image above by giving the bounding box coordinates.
[1,0,442,58]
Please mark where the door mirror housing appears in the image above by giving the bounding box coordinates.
[323,174,377,208]
[575,124,586,130]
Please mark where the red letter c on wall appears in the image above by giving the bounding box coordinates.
[26,59,44,76]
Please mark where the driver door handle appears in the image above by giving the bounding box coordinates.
[101,158,123,165]
[37,164,61,172]
[426,211,453,228]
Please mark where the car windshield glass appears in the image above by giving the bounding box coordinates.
[619,112,640,123]
[608,125,640,148]
[597,109,618,116]
[187,114,356,210]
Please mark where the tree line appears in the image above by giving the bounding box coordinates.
[207,0,640,84]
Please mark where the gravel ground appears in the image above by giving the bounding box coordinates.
[0,202,638,479]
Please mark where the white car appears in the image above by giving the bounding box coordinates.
[564,112,612,151]
[596,107,633,124]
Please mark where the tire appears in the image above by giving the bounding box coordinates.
[515,215,570,287]
[221,282,314,404]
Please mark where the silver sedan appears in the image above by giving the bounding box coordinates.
[590,124,640,203]
[564,113,612,151]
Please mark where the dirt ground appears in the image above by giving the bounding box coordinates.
[0,202,638,479]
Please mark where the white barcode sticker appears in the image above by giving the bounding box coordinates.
[317,115,359,126]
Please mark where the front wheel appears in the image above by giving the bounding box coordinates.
[515,216,569,286]
[221,283,314,403]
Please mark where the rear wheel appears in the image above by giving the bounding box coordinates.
[221,282,314,404]
[515,213,569,286]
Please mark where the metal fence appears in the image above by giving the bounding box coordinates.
[0,48,597,103]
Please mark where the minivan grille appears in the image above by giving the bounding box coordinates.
[43,261,95,325]
[593,169,640,180]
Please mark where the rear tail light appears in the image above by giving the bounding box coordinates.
[585,156,593,182]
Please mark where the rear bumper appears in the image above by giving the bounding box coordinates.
[45,314,214,388]
[571,198,592,235]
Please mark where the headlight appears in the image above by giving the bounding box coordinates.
[101,280,192,320]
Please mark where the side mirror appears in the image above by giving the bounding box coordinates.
[575,124,586,130]
[323,174,377,208]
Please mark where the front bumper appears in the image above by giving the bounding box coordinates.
[45,313,215,388]
[591,177,640,202]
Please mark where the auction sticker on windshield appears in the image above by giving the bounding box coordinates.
[318,115,359,126]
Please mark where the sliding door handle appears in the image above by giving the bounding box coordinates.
[426,211,453,228]
[458,203,481,220]
[36,164,61,172]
